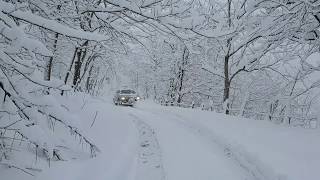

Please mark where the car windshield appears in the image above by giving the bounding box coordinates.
[119,90,136,94]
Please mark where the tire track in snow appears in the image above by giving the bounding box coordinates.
[129,113,166,180]
[151,110,286,180]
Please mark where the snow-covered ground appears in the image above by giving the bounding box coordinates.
[2,96,319,180]
[134,101,320,180]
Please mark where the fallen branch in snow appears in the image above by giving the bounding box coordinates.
[0,120,23,130]
[38,110,100,157]
[0,162,34,176]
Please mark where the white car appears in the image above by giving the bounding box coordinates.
[113,89,140,106]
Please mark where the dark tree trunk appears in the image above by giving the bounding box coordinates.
[73,41,88,88]
[61,47,78,95]
[45,33,59,81]
[45,4,61,82]
[85,65,94,93]
[223,54,230,114]
[177,47,189,104]
[223,0,232,115]
[73,51,82,86]
[64,47,78,85]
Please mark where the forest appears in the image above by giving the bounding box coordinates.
[1,0,320,178]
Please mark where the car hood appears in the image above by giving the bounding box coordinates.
[119,94,136,97]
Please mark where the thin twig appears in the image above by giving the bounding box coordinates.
[90,111,98,128]
[0,163,34,176]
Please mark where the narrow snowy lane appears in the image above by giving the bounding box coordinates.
[126,106,250,180]
[16,99,318,180]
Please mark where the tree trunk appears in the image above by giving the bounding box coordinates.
[61,47,78,95]
[223,55,230,114]
[64,47,78,85]
[177,47,188,104]
[223,37,232,114]
[45,4,61,82]
[44,33,59,81]
[73,41,88,88]
[223,0,232,115]
[85,65,94,93]
[73,51,82,86]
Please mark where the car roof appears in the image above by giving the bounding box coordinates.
[117,89,136,94]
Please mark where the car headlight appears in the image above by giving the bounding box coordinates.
[120,97,125,100]
[136,96,140,100]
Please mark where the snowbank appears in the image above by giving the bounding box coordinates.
[138,101,320,180]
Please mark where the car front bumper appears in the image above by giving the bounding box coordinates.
[117,98,135,105]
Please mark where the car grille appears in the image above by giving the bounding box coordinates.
[120,97,133,103]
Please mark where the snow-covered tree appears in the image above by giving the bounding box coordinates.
[0,1,100,175]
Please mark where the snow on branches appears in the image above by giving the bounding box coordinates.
[0,0,99,176]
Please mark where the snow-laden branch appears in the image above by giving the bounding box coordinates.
[0,1,108,41]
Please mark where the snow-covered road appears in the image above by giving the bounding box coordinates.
[22,98,319,180]
[127,108,246,180]
[126,105,280,180]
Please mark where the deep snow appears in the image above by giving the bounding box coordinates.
[2,96,319,180]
